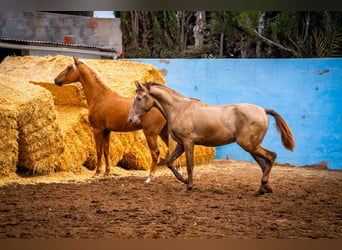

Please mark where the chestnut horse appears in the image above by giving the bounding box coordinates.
[128,82,295,194]
[54,57,179,182]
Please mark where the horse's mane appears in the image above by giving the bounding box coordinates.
[77,60,111,90]
[143,82,202,102]
[143,82,184,98]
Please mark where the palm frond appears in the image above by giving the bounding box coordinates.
[313,31,329,57]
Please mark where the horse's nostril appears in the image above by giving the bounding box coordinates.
[54,78,62,86]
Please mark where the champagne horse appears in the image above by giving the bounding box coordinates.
[54,57,179,182]
[128,82,295,194]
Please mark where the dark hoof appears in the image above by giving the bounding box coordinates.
[254,189,265,196]
[255,184,273,196]
[264,185,273,193]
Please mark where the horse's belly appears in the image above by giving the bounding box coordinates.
[195,129,236,147]
[197,137,236,147]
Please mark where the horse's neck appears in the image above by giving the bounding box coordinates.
[152,87,187,123]
[78,65,113,105]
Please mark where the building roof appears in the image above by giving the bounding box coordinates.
[0,37,119,58]
[0,37,117,52]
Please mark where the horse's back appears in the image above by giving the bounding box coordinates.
[233,103,267,121]
[181,102,268,146]
[191,102,266,122]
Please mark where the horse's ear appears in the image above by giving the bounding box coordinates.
[73,56,79,65]
[134,81,144,91]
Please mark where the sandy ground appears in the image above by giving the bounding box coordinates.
[0,160,341,239]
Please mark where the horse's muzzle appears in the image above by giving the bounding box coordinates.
[54,78,62,86]
[128,117,140,125]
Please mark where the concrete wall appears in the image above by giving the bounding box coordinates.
[0,11,122,54]
[129,59,342,169]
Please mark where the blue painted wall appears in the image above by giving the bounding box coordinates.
[128,59,342,169]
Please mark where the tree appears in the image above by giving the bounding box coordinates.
[193,11,206,52]
[256,11,266,57]
[117,11,341,58]
[117,11,181,58]
[176,11,194,52]
[206,11,234,57]
[237,11,302,57]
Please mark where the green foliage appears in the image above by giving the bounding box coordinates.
[207,11,234,34]
[314,11,342,57]
[236,11,259,30]
[314,29,342,57]
[117,11,341,58]
[118,11,181,58]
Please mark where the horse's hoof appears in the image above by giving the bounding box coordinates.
[92,173,101,178]
[254,190,265,196]
[264,184,273,193]
[265,187,273,193]
[103,172,110,177]
[255,186,272,196]
[145,176,155,184]
[255,187,266,196]
[187,185,193,191]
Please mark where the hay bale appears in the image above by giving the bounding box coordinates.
[116,131,168,170]
[0,55,165,105]
[0,107,18,176]
[0,56,215,173]
[0,56,87,107]
[55,106,94,172]
[0,74,64,174]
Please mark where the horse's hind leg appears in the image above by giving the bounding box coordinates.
[250,145,277,195]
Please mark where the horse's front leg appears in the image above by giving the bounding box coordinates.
[93,129,104,178]
[184,143,195,190]
[168,135,183,176]
[167,143,187,184]
[144,134,160,183]
[103,130,111,177]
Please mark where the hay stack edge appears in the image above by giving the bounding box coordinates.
[0,55,215,177]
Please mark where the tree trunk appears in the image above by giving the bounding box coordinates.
[141,11,150,50]
[193,11,206,51]
[130,11,140,48]
[177,11,193,52]
[303,12,310,42]
[256,11,266,58]
[219,32,224,57]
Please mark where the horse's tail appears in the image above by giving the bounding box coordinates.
[265,109,295,151]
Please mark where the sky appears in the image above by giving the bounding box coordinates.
[93,11,115,18]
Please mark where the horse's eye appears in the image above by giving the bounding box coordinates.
[136,97,142,101]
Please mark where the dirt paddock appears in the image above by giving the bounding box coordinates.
[0,160,341,239]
